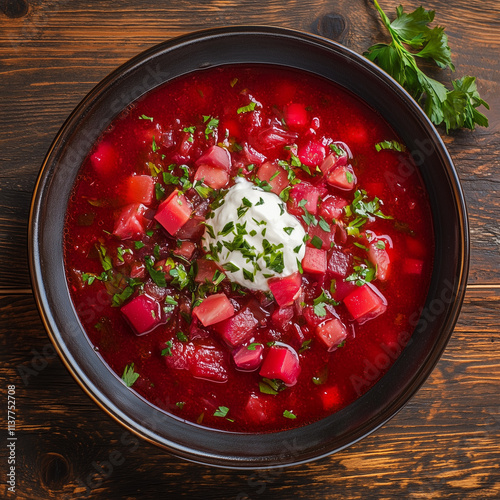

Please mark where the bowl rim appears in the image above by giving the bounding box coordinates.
[29,25,469,469]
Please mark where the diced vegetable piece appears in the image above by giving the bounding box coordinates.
[288,182,321,215]
[368,241,391,281]
[319,152,348,176]
[302,247,327,275]
[245,393,273,424]
[326,164,357,190]
[320,386,342,411]
[192,293,235,326]
[124,175,154,205]
[307,223,336,249]
[283,103,308,130]
[405,235,427,257]
[190,344,228,382]
[344,284,387,323]
[256,161,289,195]
[175,215,205,240]
[195,145,231,171]
[319,195,349,222]
[332,279,357,301]
[164,341,228,383]
[297,140,326,167]
[113,203,148,240]
[195,258,221,283]
[194,164,229,189]
[173,241,196,260]
[268,272,302,307]
[213,306,258,347]
[316,318,347,351]
[260,344,301,386]
[232,343,264,371]
[121,294,161,336]
[154,189,192,235]
[328,249,351,278]
[256,124,297,151]
[403,257,424,274]
[271,305,294,329]
[90,141,118,177]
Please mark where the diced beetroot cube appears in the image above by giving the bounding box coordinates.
[192,293,235,327]
[268,272,302,307]
[213,306,258,347]
[113,203,148,240]
[195,259,221,283]
[256,161,289,195]
[403,257,424,275]
[154,189,192,235]
[163,341,195,370]
[405,235,427,258]
[190,344,228,383]
[303,307,324,328]
[302,247,327,275]
[90,141,118,177]
[316,318,347,351]
[319,195,349,222]
[195,145,231,171]
[163,341,228,383]
[307,223,336,250]
[255,124,297,151]
[328,249,351,278]
[245,393,275,424]
[344,284,387,323]
[124,175,154,205]
[319,152,348,176]
[326,164,357,190]
[232,343,264,371]
[332,279,357,301]
[288,182,321,215]
[368,241,391,281]
[175,215,205,240]
[260,344,301,386]
[121,294,161,336]
[194,164,229,189]
[271,305,294,330]
[284,103,308,130]
[297,140,326,167]
[320,386,342,411]
[130,262,146,280]
[173,241,196,260]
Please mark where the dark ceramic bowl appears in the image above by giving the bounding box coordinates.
[29,26,469,468]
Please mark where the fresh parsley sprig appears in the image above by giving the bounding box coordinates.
[365,1,489,132]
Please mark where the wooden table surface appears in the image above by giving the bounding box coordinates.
[1,0,499,498]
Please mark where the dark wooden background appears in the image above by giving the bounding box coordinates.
[1,0,499,498]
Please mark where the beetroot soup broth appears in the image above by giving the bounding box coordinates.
[64,65,434,433]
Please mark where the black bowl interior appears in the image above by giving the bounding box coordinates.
[29,26,469,469]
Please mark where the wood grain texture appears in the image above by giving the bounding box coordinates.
[1,0,499,498]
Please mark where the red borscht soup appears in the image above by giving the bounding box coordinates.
[64,65,434,433]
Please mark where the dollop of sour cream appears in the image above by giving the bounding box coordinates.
[203,178,306,291]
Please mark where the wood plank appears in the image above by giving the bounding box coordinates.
[0,287,498,498]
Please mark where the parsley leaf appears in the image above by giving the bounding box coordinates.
[121,363,139,387]
[364,1,489,132]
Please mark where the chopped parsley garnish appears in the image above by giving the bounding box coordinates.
[283,226,294,235]
[121,363,139,387]
[139,114,153,121]
[203,115,219,139]
[247,343,262,351]
[346,262,377,286]
[222,262,240,273]
[376,240,386,249]
[345,189,392,236]
[213,405,230,417]
[318,217,331,232]
[151,135,159,153]
[313,289,339,317]
[299,339,313,353]
[237,102,257,114]
[259,378,286,395]
[175,331,189,342]
[161,340,173,357]
[283,410,297,419]
[330,143,346,156]
[375,140,407,152]
[155,182,165,200]
[144,255,167,287]
[311,235,323,249]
